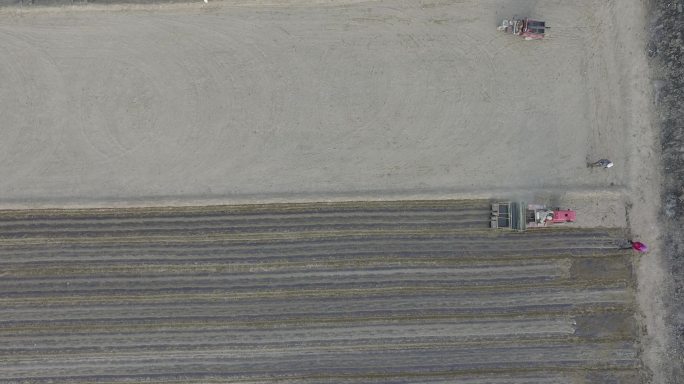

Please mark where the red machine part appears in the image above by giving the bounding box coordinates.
[551,210,576,223]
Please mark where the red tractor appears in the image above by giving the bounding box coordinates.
[491,202,575,231]
[497,17,546,40]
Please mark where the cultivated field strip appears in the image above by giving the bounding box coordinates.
[0,200,639,383]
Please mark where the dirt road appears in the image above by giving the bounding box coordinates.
[0,200,639,383]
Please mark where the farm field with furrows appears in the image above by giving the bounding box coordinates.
[0,200,640,383]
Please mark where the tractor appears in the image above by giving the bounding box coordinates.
[490,202,575,231]
[497,17,546,40]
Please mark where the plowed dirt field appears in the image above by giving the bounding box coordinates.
[0,200,640,383]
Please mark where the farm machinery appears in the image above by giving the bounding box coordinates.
[497,17,546,40]
[490,202,575,231]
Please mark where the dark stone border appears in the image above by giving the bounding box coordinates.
[649,0,684,381]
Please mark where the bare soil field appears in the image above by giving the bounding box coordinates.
[0,200,641,383]
[0,0,636,205]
